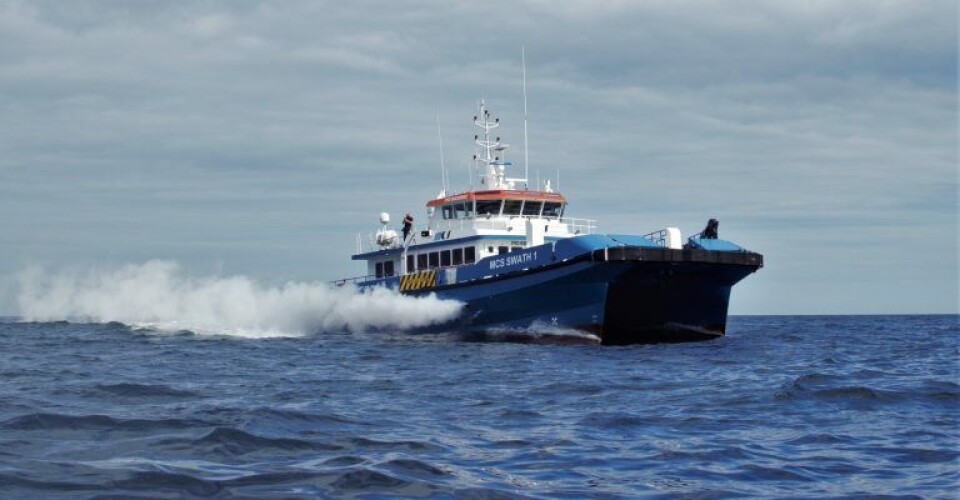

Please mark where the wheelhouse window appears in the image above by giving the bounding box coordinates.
[452,248,464,265]
[522,201,543,216]
[417,254,428,270]
[465,247,476,263]
[454,203,472,219]
[542,202,563,218]
[476,200,502,216]
[503,199,523,216]
[375,262,384,278]
[440,250,452,267]
[428,252,440,268]
[442,205,455,219]
[406,255,414,272]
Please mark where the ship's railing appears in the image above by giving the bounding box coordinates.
[432,215,598,235]
[355,216,599,254]
[644,229,668,248]
[330,274,377,286]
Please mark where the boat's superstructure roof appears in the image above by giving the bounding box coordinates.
[426,189,565,208]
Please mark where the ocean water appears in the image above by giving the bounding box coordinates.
[0,315,957,498]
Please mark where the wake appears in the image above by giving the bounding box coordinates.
[16,261,463,338]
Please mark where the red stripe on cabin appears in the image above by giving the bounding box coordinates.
[426,190,566,207]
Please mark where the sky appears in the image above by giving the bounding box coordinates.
[0,0,957,315]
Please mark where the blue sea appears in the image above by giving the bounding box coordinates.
[0,315,957,498]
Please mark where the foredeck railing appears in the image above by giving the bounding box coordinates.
[643,229,668,248]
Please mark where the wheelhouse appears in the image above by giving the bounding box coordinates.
[428,190,566,221]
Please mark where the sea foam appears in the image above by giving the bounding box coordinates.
[17,260,462,338]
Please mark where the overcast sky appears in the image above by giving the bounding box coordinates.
[0,0,956,315]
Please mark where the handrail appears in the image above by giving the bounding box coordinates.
[431,214,598,234]
[643,229,668,248]
[356,215,599,254]
[330,274,379,286]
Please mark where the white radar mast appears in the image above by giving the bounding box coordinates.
[473,101,525,190]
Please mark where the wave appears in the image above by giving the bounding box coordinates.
[461,321,601,345]
[16,260,463,338]
[0,412,209,432]
[192,427,341,455]
[90,382,201,399]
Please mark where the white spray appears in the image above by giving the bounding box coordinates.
[16,261,463,338]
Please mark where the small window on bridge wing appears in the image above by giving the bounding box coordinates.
[465,247,476,263]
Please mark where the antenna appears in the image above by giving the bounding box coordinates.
[522,45,530,190]
[437,113,447,194]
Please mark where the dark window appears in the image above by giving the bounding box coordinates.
[476,200,502,215]
[542,202,563,218]
[498,246,509,255]
[429,252,440,268]
[417,254,428,270]
[406,254,414,272]
[463,201,474,218]
[452,248,464,265]
[503,199,523,215]
[453,203,467,219]
[487,246,494,253]
[442,205,454,219]
[465,247,476,263]
[384,261,395,277]
[375,262,384,278]
[522,201,543,216]
[440,250,451,266]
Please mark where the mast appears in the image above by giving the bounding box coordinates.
[522,45,529,190]
[473,100,506,189]
[437,113,447,195]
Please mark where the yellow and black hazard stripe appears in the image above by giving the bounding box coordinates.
[399,270,436,292]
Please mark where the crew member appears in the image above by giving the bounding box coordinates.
[402,213,414,242]
[703,218,719,239]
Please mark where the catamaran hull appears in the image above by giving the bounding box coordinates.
[410,246,763,345]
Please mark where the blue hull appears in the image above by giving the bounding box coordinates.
[405,246,763,344]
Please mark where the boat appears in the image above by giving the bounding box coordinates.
[337,100,763,344]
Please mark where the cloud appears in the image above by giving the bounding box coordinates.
[0,0,956,314]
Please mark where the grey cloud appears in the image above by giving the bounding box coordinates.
[0,0,956,314]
